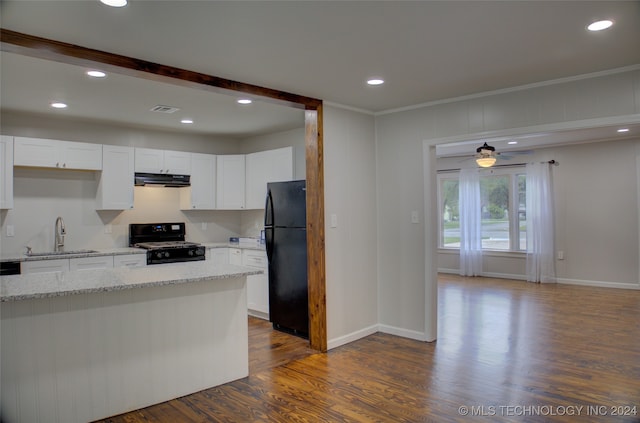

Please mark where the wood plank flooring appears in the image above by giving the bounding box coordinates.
[96,275,640,422]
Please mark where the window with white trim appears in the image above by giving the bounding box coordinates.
[438,167,526,251]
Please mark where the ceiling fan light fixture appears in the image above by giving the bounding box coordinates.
[476,156,497,168]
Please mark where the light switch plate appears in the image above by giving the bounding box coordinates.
[411,211,419,224]
[202,222,208,231]
[104,224,112,234]
[6,225,14,237]
[330,213,338,228]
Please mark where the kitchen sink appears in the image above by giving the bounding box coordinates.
[26,249,98,257]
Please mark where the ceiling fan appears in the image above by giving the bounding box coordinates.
[471,142,533,168]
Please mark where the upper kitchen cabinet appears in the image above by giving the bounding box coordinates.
[0,135,14,209]
[134,147,191,175]
[180,152,216,210]
[14,136,102,170]
[97,145,135,210]
[245,147,293,209]
[216,155,245,209]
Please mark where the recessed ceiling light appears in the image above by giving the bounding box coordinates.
[100,0,127,7]
[237,99,252,105]
[587,20,613,31]
[507,141,518,145]
[50,102,68,109]
[86,70,106,78]
[367,78,385,86]
[181,119,194,124]
[617,128,629,133]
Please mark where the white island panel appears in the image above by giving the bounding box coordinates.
[1,274,249,423]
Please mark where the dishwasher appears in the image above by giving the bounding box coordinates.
[0,261,22,275]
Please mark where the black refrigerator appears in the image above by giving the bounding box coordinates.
[264,180,308,338]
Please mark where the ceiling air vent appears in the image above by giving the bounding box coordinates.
[150,105,180,113]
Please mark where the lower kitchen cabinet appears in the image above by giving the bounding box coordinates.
[21,259,70,274]
[113,254,147,268]
[21,254,146,274]
[69,256,114,271]
[242,249,269,320]
[208,247,230,265]
[229,248,242,265]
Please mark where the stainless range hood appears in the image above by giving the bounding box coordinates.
[134,172,190,187]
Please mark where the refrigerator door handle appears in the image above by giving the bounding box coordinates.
[265,190,274,260]
[265,190,274,227]
[265,228,274,261]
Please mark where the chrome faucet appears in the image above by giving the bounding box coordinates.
[54,216,66,252]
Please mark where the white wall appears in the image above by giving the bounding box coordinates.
[376,67,640,340]
[323,106,379,349]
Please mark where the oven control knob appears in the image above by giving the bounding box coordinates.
[164,252,170,258]
[156,252,164,259]
[188,250,194,256]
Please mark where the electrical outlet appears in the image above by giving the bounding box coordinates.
[557,250,564,260]
[201,222,208,231]
[104,224,112,234]
[411,211,419,224]
[6,225,15,237]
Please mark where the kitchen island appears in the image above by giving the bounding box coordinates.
[1,261,261,423]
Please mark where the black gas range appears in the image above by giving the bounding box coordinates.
[129,223,206,265]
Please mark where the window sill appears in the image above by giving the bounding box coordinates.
[438,248,526,259]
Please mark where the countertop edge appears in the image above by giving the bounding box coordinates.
[1,263,263,302]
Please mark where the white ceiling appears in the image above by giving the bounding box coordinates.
[1,1,640,143]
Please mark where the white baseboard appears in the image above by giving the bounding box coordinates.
[248,310,269,320]
[438,268,526,281]
[557,278,640,290]
[439,268,639,289]
[327,324,379,350]
[481,271,527,281]
[378,324,429,342]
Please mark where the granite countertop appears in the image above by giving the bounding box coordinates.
[203,242,266,251]
[1,261,262,302]
[1,247,146,263]
[0,243,265,263]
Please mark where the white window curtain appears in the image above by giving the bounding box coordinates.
[458,168,482,276]
[526,162,556,283]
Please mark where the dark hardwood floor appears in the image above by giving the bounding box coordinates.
[97,275,640,422]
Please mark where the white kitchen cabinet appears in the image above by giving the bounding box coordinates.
[113,254,147,268]
[216,155,245,209]
[0,135,14,209]
[97,145,135,210]
[14,136,102,170]
[180,152,216,210]
[242,249,269,319]
[69,256,114,271]
[245,147,293,209]
[22,259,70,274]
[229,247,242,265]
[134,147,191,175]
[208,247,229,265]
